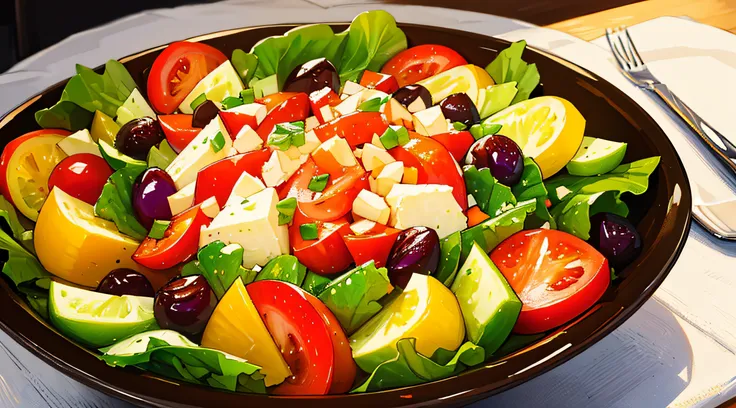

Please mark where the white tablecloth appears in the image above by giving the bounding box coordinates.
[1,2,735,407]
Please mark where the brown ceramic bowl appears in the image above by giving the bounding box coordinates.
[0,22,691,407]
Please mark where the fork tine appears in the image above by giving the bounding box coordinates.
[623,27,645,67]
[606,28,630,71]
[614,28,638,68]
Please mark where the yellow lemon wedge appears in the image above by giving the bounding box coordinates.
[417,64,494,106]
[34,188,144,287]
[487,96,585,178]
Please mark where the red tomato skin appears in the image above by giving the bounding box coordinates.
[256,92,301,113]
[256,93,310,141]
[158,114,199,153]
[309,87,341,123]
[431,130,475,163]
[490,229,611,334]
[290,209,353,275]
[381,44,467,87]
[218,111,259,139]
[0,129,72,207]
[193,149,270,208]
[133,205,211,270]
[359,70,399,94]
[47,154,113,205]
[343,227,401,268]
[313,111,389,149]
[389,132,467,210]
[147,42,227,114]
[247,280,336,395]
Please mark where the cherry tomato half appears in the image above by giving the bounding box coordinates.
[147,41,228,114]
[255,92,301,113]
[490,229,611,334]
[381,44,467,87]
[343,225,401,268]
[309,87,341,123]
[133,205,211,270]
[193,149,271,208]
[359,70,399,94]
[47,154,113,206]
[158,114,199,153]
[313,111,389,149]
[431,130,475,163]
[256,93,310,141]
[289,208,353,275]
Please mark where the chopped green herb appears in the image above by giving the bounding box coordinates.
[240,89,255,104]
[358,97,386,112]
[267,121,305,151]
[469,124,484,140]
[396,125,410,146]
[148,220,171,239]
[453,122,468,131]
[221,96,244,110]
[210,131,226,153]
[482,123,502,136]
[241,199,249,205]
[300,223,319,240]
[276,197,297,225]
[308,174,330,192]
[379,126,398,149]
[189,93,207,111]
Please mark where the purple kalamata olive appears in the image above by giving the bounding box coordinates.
[439,93,480,127]
[115,117,164,160]
[467,134,524,186]
[154,275,216,339]
[283,58,340,95]
[589,212,642,270]
[393,84,432,113]
[386,227,440,289]
[192,100,219,128]
[97,268,155,297]
[132,167,177,229]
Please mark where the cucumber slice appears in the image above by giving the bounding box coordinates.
[476,82,518,119]
[98,139,147,171]
[566,136,627,176]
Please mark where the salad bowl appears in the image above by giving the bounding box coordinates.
[0,16,691,408]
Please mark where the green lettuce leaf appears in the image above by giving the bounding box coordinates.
[94,165,148,241]
[196,241,257,299]
[255,254,306,286]
[34,101,93,132]
[460,199,536,261]
[318,261,392,334]
[435,231,462,287]
[0,196,49,287]
[147,140,177,169]
[352,339,484,393]
[463,165,517,217]
[231,50,259,85]
[551,191,629,240]
[99,330,266,393]
[484,41,540,105]
[301,271,332,296]
[511,157,554,228]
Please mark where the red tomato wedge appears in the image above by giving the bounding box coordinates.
[313,111,389,149]
[381,44,467,87]
[133,205,211,270]
[48,154,113,206]
[309,87,341,123]
[359,70,399,94]
[490,229,611,334]
[193,149,270,208]
[158,114,200,153]
[389,132,467,210]
[218,110,259,139]
[256,93,310,141]
[432,130,475,163]
[256,92,300,112]
[343,225,401,268]
[289,208,352,275]
[147,41,228,114]
[247,281,336,395]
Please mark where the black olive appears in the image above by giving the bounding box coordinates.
[283,58,340,95]
[589,212,642,270]
[467,135,525,186]
[386,227,440,289]
[393,84,432,113]
[439,93,480,127]
[115,117,164,160]
[192,100,219,128]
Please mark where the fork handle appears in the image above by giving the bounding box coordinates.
[651,83,736,175]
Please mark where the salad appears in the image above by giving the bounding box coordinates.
[0,10,660,395]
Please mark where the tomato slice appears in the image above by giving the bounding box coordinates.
[313,111,389,149]
[342,226,401,268]
[47,154,113,206]
[389,132,467,210]
[309,87,341,123]
[158,114,200,153]
[246,280,336,395]
[133,205,211,270]
[289,208,353,275]
[256,92,301,112]
[381,44,467,87]
[431,130,474,163]
[359,70,399,94]
[256,93,310,142]
[490,229,611,334]
[147,41,228,114]
[193,149,270,208]
[466,206,490,227]
[303,292,356,394]
[218,111,259,139]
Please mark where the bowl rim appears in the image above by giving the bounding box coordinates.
[0,21,692,408]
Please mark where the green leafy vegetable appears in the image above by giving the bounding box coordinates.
[147,140,177,169]
[352,339,484,392]
[484,41,540,105]
[267,121,305,151]
[358,96,388,112]
[255,255,307,286]
[190,93,208,111]
[221,96,244,110]
[148,220,170,239]
[308,174,330,192]
[435,231,462,287]
[551,191,629,240]
[0,196,49,287]
[276,197,297,225]
[210,131,226,153]
[469,123,502,141]
[34,101,93,131]
[511,157,554,228]
[379,126,399,149]
[300,223,318,240]
[452,122,467,131]
[231,50,259,85]
[460,199,536,260]
[17,279,50,319]
[240,89,255,104]
[94,165,148,240]
[318,261,392,334]
[463,166,517,217]
[99,330,265,393]
[197,241,257,298]
[396,126,410,146]
[180,260,205,277]
[301,271,332,296]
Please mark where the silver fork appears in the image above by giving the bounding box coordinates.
[606,26,736,240]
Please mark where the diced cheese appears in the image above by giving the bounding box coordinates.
[57,129,102,157]
[350,219,378,235]
[375,161,404,196]
[412,106,447,136]
[314,136,357,167]
[305,116,320,132]
[225,172,265,207]
[467,194,477,208]
[298,130,321,155]
[262,149,307,188]
[384,97,413,126]
[385,184,467,238]
[353,190,390,225]
[370,134,385,150]
[116,88,156,126]
[179,61,244,114]
[201,196,220,218]
[361,143,395,171]
[334,89,389,116]
[353,148,363,159]
[225,103,267,126]
[199,188,288,268]
[167,182,196,216]
[166,116,232,189]
[232,125,263,154]
[319,105,337,123]
[341,80,366,97]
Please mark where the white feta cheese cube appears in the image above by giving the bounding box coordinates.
[225,172,265,207]
[57,129,101,157]
[319,105,337,122]
[350,219,378,235]
[200,196,220,218]
[166,116,232,189]
[298,129,321,155]
[305,116,320,132]
[361,143,395,171]
[233,125,263,153]
[412,106,447,136]
[384,98,413,126]
[314,136,357,167]
[386,184,467,238]
[262,149,307,188]
[225,103,267,126]
[167,182,196,216]
[375,161,404,196]
[353,190,390,225]
[179,61,244,114]
[341,80,366,97]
